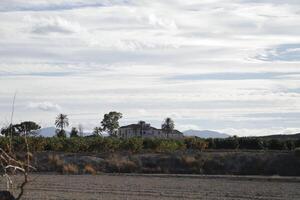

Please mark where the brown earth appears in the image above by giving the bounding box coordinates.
[2,174,300,200]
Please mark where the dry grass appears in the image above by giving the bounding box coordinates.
[48,154,63,167]
[107,155,137,173]
[84,164,96,175]
[182,155,198,167]
[63,164,79,174]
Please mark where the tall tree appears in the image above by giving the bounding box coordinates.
[1,121,41,137]
[15,121,41,136]
[93,127,103,136]
[101,111,122,137]
[55,114,69,137]
[161,117,175,138]
[1,124,18,137]
[70,127,79,137]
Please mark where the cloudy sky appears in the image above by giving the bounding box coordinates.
[0,0,300,136]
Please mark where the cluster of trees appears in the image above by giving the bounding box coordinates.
[54,112,175,138]
[0,110,175,139]
[54,111,123,138]
[207,136,300,150]
[0,121,41,137]
[1,111,299,152]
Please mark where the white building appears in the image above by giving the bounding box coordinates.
[118,122,183,139]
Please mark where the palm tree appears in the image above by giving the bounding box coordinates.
[161,117,175,138]
[138,121,146,136]
[55,114,69,137]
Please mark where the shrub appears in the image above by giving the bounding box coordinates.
[238,137,264,150]
[181,155,197,167]
[121,138,143,152]
[206,138,216,149]
[84,164,97,175]
[294,148,300,157]
[107,155,138,173]
[213,138,239,149]
[156,140,185,152]
[47,154,64,172]
[267,139,287,150]
[48,154,63,166]
[0,136,296,153]
[185,138,208,151]
[285,140,295,150]
[63,164,79,174]
[143,139,160,150]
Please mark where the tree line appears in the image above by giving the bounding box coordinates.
[0,136,299,154]
[1,111,299,151]
[1,111,175,138]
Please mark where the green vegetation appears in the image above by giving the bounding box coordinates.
[0,121,41,137]
[100,111,123,137]
[1,136,300,154]
[1,112,299,153]
[70,127,79,137]
[55,113,69,137]
[161,117,175,138]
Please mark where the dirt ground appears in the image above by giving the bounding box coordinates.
[3,174,300,200]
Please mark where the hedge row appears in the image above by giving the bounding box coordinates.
[0,136,299,153]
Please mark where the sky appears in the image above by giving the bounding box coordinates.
[0,0,300,136]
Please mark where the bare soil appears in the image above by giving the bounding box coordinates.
[3,174,300,200]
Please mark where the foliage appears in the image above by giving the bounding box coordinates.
[70,127,79,137]
[1,121,41,137]
[55,114,69,136]
[56,129,67,138]
[212,137,239,149]
[267,139,287,150]
[101,111,122,137]
[93,127,103,136]
[238,137,264,150]
[121,138,143,152]
[184,137,208,151]
[0,136,298,154]
[161,117,175,137]
[143,138,185,152]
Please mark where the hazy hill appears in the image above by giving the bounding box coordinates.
[37,127,93,137]
[183,130,230,138]
[36,127,57,137]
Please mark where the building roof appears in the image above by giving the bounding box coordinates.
[119,124,158,130]
[119,123,183,135]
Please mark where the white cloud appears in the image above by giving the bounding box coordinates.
[148,14,178,30]
[27,102,61,112]
[29,17,83,35]
[177,124,201,131]
[0,0,300,136]
[219,127,300,137]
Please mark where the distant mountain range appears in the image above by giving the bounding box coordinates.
[37,127,93,137]
[36,127,300,140]
[183,130,230,138]
[36,127,57,137]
